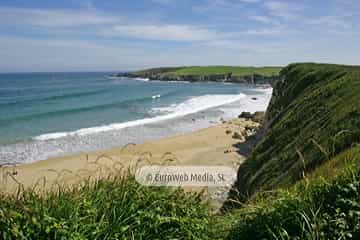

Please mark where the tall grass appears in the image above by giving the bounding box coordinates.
[225,161,360,240]
[0,174,211,240]
[1,162,359,239]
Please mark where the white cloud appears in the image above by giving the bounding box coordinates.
[193,0,246,13]
[151,0,177,5]
[251,15,271,23]
[0,36,162,72]
[250,15,281,25]
[0,2,359,72]
[0,36,105,49]
[192,0,261,15]
[0,7,118,28]
[241,28,282,35]
[238,0,261,3]
[203,39,292,55]
[307,16,352,29]
[263,1,303,19]
[110,24,219,42]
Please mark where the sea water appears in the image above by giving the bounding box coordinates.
[0,72,272,164]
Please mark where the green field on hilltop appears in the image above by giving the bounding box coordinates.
[171,66,282,77]
[134,66,282,77]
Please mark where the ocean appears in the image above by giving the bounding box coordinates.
[0,72,272,164]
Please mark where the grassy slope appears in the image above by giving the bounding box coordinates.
[172,66,281,77]
[224,145,360,240]
[135,67,183,75]
[134,66,282,77]
[234,63,360,199]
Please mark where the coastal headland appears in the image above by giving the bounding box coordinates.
[113,66,282,85]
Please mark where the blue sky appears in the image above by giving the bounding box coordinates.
[0,0,359,72]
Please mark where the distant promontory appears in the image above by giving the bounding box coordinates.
[113,66,282,85]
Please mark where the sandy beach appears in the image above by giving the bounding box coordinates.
[0,118,259,194]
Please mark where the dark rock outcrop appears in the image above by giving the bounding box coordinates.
[113,71,279,86]
[238,111,265,123]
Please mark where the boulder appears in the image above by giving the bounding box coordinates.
[232,132,243,139]
[238,112,253,119]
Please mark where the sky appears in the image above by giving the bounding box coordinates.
[0,0,359,72]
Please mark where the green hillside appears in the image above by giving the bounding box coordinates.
[127,65,283,84]
[224,146,360,240]
[171,66,281,77]
[220,63,360,239]
[135,67,183,75]
[134,66,282,77]
[233,63,360,200]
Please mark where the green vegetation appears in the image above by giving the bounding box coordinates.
[0,175,211,240]
[220,63,360,239]
[128,65,282,84]
[135,66,282,77]
[234,63,360,200]
[1,155,359,239]
[226,147,360,240]
[171,66,281,77]
[135,67,183,75]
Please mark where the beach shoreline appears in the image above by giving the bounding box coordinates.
[0,117,260,194]
[0,81,272,165]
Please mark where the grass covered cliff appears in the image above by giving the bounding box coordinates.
[219,63,360,239]
[223,147,360,239]
[116,66,282,84]
[232,63,360,201]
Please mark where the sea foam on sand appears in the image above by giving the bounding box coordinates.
[34,94,246,141]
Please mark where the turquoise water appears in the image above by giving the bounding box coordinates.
[0,72,272,164]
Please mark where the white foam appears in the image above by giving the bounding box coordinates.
[252,87,273,94]
[167,80,190,83]
[34,93,246,141]
[133,77,149,82]
[105,76,119,80]
[152,94,246,114]
[218,88,273,117]
[148,80,190,83]
[152,94,161,99]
